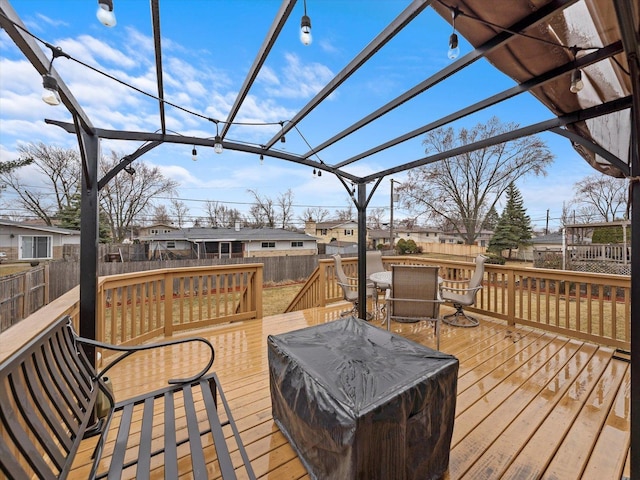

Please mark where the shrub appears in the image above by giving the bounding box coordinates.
[483,252,505,265]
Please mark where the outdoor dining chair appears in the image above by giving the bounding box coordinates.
[333,254,377,319]
[441,254,487,327]
[386,264,443,349]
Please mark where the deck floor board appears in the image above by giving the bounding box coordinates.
[73,304,629,479]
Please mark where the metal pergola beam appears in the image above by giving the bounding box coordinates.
[220,0,296,139]
[151,0,166,135]
[337,41,622,168]
[361,96,632,182]
[263,0,434,149]
[307,0,580,162]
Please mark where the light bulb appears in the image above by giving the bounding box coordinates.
[41,73,61,106]
[214,136,223,154]
[260,154,264,165]
[570,69,583,93]
[448,33,459,59]
[96,0,116,27]
[300,15,312,45]
[191,147,198,161]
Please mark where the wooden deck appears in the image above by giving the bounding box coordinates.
[74,303,631,479]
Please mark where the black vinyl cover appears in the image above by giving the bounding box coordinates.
[268,317,458,480]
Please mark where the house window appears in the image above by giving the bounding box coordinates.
[150,229,158,234]
[291,241,303,248]
[261,242,276,248]
[166,241,176,249]
[344,229,354,236]
[21,235,52,259]
[320,229,328,235]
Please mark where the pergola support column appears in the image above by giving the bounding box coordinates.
[79,132,100,366]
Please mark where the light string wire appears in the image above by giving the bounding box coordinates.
[0,10,290,130]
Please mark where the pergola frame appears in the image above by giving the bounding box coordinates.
[1,0,638,474]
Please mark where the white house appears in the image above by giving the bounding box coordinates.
[139,227,318,259]
[0,219,81,262]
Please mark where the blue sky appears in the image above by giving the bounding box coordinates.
[0,1,598,231]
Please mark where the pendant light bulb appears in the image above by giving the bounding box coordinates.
[41,73,61,106]
[260,154,264,165]
[570,69,583,93]
[192,147,198,161]
[300,15,312,45]
[214,135,223,154]
[448,33,460,59]
[96,0,117,27]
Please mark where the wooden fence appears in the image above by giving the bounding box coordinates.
[0,266,48,332]
[48,255,323,301]
[286,256,631,350]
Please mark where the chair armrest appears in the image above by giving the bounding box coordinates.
[74,334,215,385]
[345,276,376,288]
[440,285,482,294]
[386,297,444,305]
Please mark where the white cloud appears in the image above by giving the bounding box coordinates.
[263,53,334,99]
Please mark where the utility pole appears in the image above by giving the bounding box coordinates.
[545,209,549,235]
[389,179,400,249]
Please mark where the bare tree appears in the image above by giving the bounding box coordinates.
[367,207,387,229]
[571,174,627,222]
[170,198,189,227]
[0,142,80,225]
[277,189,295,229]
[299,206,330,223]
[151,204,172,225]
[100,152,178,242]
[399,117,554,244]
[204,200,242,227]
[247,189,276,227]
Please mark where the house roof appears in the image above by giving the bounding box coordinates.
[532,232,565,244]
[313,220,358,229]
[140,227,317,243]
[0,219,80,236]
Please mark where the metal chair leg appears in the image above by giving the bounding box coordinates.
[442,304,479,327]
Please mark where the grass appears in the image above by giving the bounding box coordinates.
[263,282,304,317]
[0,263,32,277]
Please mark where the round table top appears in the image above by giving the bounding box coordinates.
[369,271,391,288]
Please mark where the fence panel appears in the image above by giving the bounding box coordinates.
[0,266,48,332]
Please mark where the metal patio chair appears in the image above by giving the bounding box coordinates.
[441,254,487,327]
[333,254,377,319]
[386,264,443,349]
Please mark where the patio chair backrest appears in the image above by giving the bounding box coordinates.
[391,265,440,319]
[366,250,386,277]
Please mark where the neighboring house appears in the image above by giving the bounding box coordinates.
[325,240,358,255]
[139,227,318,259]
[137,223,179,237]
[439,229,494,247]
[369,227,443,250]
[304,220,364,245]
[0,219,81,262]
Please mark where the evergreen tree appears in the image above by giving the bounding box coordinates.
[484,205,500,231]
[489,183,533,258]
[57,193,111,242]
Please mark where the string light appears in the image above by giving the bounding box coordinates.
[260,154,264,165]
[300,0,312,46]
[41,48,62,106]
[448,7,460,60]
[191,146,198,161]
[213,121,223,154]
[96,0,116,27]
[569,46,584,93]
[279,121,286,143]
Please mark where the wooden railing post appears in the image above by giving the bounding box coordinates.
[255,266,263,319]
[507,268,516,327]
[164,271,174,337]
[319,261,328,307]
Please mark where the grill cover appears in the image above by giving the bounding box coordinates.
[268,317,458,480]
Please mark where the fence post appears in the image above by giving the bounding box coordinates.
[20,272,27,320]
[44,264,50,305]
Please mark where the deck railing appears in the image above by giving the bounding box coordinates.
[286,256,631,350]
[97,264,263,345]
